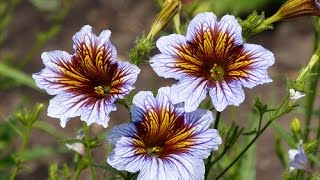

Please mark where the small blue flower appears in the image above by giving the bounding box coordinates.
[33,25,140,128]
[106,87,222,180]
[150,12,275,112]
[288,141,311,172]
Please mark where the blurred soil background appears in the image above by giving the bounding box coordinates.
[0,0,319,179]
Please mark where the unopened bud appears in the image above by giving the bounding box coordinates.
[147,0,181,40]
[290,117,301,134]
[267,0,320,24]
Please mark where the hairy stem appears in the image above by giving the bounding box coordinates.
[83,124,97,180]
[204,111,221,180]
[10,123,33,180]
[215,95,290,179]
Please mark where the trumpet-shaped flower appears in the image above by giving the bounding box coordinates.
[33,25,140,128]
[288,140,311,172]
[289,88,306,101]
[107,87,221,180]
[150,12,275,112]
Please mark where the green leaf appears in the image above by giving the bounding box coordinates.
[23,146,67,161]
[29,0,60,12]
[0,62,40,91]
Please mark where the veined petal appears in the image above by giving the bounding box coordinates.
[80,98,115,127]
[48,93,116,127]
[110,61,140,100]
[171,77,208,112]
[229,44,275,88]
[48,93,88,127]
[33,51,75,95]
[217,14,243,46]
[72,25,117,63]
[186,12,217,43]
[107,123,137,144]
[131,91,155,123]
[137,158,179,180]
[208,80,245,112]
[150,54,187,80]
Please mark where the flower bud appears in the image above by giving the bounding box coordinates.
[290,117,301,134]
[268,0,320,24]
[147,0,181,40]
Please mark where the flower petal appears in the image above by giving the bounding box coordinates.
[72,25,117,63]
[110,61,140,100]
[33,51,75,95]
[186,12,217,42]
[106,123,137,144]
[171,77,208,112]
[150,54,187,80]
[232,44,275,88]
[48,93,115,127]
[137,158,179,180]
[217,14,243,46]
[48,93,88,127]
[208,80,245,111]
[80,98,115,127]
[131,91,155,123]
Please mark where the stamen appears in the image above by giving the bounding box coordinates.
[147,146,163,157]
[210,64,225,81]
[94,85,110,96]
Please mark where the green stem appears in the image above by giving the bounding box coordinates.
[215,95,290,179]
[214,111,221,129]
[204,111,221,180]
[74,167,82,180]
[10,123,33,180]
[305,18,320,141]
[82,123,97,180]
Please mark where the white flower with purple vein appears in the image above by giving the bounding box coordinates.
[107,87,222,180]
[33,25,140,128]
[150,12,275,112]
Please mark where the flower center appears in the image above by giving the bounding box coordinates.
[210,64,225,81]
[146,146,163,157]
[94,85,110,96]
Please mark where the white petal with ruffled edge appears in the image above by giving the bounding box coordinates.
[217,14,243,45]
[171,77,208,112]
[150,54,187,80]
[48,93,116,128]
[236,44,275,88]
[186,12,217,42]
[72,25,117,63]
[208,80,245,112]
[33,51,74,95]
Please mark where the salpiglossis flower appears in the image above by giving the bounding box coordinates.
[33,25,140,128]
[150,12,275,112]
[107,87,221,180]
[288,140,311,172]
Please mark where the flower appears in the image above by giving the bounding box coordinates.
[33,25,140,128]
[107,87,221,180]
[65,129,85,156]
[271,0,320,23]
[147,0,181,40]
[288,140,311,172]
[289,88,306,101]
[150,12,275,112]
